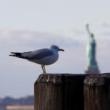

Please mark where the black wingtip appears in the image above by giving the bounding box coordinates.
[9,52,16,56]
[9,52,22,57]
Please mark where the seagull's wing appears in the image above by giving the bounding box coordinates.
[27,49,54,60]
[10,49,54,60]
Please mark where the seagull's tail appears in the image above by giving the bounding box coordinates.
[9,52,23,58]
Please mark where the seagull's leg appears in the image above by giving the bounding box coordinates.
[44,66,46,74]
[43,66,49,82]
[41,65,49,82]
[41,65,46,74]
[41,65,44,73]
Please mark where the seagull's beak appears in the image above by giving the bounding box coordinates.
[59,48,64,51]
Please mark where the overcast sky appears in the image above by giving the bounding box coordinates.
[0,0,110,97]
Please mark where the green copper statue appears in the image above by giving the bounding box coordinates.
[86,24,100,74]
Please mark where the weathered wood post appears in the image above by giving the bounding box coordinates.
[34,73,110,110]
[84,74,109,110]
[34,74,85,110]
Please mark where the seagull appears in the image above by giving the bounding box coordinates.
[9,45,64,73]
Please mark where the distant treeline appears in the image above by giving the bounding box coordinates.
[0,95,34,106]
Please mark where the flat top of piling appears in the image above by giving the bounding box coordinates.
[35,73,86,84]
[35,73,110,84]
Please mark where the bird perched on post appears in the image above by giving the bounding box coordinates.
[9,45,64,74]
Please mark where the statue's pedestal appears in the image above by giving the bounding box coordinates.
[85,66,100,74]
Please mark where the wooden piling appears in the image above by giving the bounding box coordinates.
[84,74,110,110]
[34,74,85,110]
[34,73,110,110]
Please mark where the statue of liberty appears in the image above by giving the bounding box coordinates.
[86,24,100,74]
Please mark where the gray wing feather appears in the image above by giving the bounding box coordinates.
[22,49,54,60]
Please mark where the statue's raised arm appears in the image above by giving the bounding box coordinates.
[86,24,91,35]
[86,24,94,38]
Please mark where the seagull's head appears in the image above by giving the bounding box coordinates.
[51,45,64,52]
